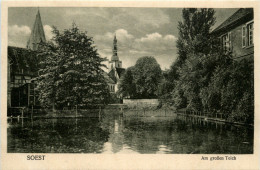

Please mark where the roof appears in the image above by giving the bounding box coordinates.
[27,10,46,51]
[108,69,117,83]
[103,72,116,84]
[116,67,125,78]
[8,46,40,76]
[107,67,126,84]
[212,8,253,34]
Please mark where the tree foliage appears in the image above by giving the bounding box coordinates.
[176,8,216,66]
[200,58,254,123]
[161,8,216,110]
[160,8,254,124]
[119,56,162,99]
[134,56,162,98]
[118,67,136,98]
[36,23,110,109]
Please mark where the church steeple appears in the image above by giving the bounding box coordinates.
[111,34,119,61]
[110,34,122,68]
[27,8,46,51]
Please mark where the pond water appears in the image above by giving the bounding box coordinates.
[7,111,253,154]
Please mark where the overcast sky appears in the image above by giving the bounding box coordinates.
[8,7,238,70]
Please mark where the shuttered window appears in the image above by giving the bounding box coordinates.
[242,26,246,47]
[222,32,231,52]
[248,22,254,46]
[242,21,254,47]
[228,32,232,51]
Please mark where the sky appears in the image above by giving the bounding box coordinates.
[8,7,238,70]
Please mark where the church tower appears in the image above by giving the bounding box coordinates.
[107,34,125,93]
[109,35,122,68]
[27,9,46,51]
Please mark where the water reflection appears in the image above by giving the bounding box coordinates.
[7,110,253,154]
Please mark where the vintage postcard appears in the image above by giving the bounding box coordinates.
[1,0,259,169]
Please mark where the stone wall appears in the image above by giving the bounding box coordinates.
[123,99,159,109]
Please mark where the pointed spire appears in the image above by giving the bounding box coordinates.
[114,34,117,43]
[27,8,46,51]
[111,34,119,61]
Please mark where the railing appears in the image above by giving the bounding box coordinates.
[179,110,224,119]
[8,107,27,117]
[177,109,254,126]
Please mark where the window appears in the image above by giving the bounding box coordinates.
[242,26,246,47]
[242,21,254,47]
[222,32,231,52]
[248,22,254,46]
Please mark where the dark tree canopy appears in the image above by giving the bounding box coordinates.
[176,8,216,66]
[160,8,216,110]
[134,56,162,98]
[159,8,254,124]
[36,23,110,109]
[119,56,162,99]
[118,67,136,98]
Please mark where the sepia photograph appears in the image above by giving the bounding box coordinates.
[1,1,260,169]
[6,6,254,154]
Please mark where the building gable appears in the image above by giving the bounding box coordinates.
[212,8,253,34]
[8,46,40,76]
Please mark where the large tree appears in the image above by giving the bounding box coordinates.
[118,67,136,98]
[176,8,216,65]
[134,56,162,98]
[200,57,254,123]
[119,56,162,99]
[161,8,254,124]
[163,8,216,110]
[36,23,110,110]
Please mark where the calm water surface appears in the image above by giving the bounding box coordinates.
[7,111,253,154]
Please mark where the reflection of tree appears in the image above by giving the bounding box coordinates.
[7,115,254,154]
[8,118,110,153]
[168,117,253,154]
[121,116,253,154]
[123,118,174,153]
